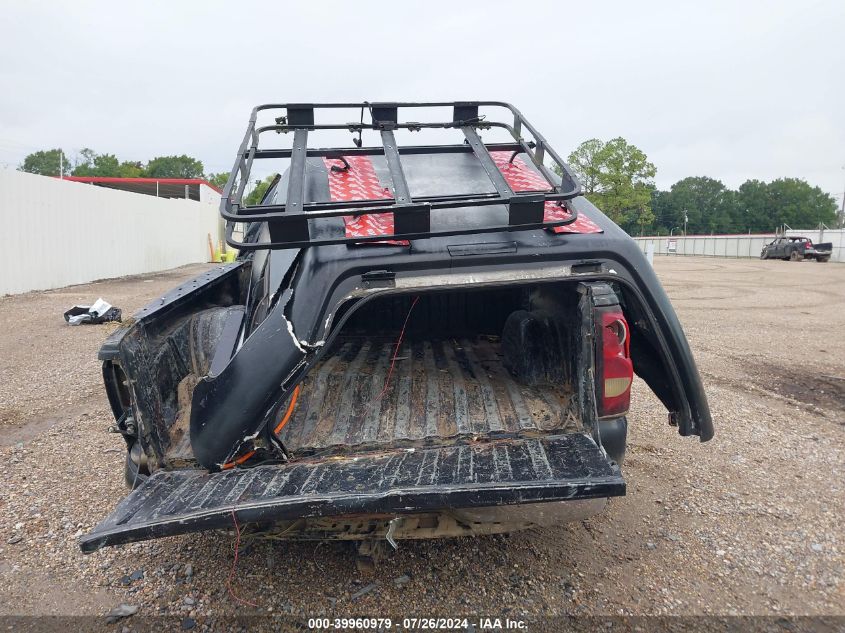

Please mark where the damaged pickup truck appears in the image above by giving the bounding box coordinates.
[81,102,713,556]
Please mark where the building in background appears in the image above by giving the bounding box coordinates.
[2,170,223,294]
[62,176,221,205]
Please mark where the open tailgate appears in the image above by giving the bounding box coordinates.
[81,434,624,553]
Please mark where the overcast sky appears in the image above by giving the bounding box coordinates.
[1,0,843,202]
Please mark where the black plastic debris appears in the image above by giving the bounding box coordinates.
[64,298,122,325]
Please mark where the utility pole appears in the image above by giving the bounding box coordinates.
[683,209,688,237]
[839,165,845,228]
[59,149,63,179]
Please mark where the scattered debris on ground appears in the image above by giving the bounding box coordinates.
[63,297,122,325]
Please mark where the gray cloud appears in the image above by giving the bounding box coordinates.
[1,0,842,202]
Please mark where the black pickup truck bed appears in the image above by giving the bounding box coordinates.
[83,102,711,553]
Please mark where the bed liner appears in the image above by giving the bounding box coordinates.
[279,336,581,457]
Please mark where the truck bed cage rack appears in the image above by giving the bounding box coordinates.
[221,101,583,250]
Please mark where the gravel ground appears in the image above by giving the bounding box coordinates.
[0,257,842,626]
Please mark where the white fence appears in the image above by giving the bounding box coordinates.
[1,169,223,295]
[634,229,845,263]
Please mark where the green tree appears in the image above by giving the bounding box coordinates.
[567,137,656,233]
[206,172,230,191]
[244,175,278,205]
[655,176,738,234]
[735,178,836,233]
[565,138,604,194]
[72,149,145,178]
[650,188,674,234]
[19,149,72,176]
[649,177,837,235]
[73,148,98,173]
[735,179,770,232]
[765,178,837,229]
[144,155,205,179]
[72,149,119,176]
[117,161,144,178]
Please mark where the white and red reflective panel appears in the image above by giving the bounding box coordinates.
[323,153,601,244]
[489,152,602,234]
[323,156,408,245]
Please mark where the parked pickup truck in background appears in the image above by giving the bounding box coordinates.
[761,236,832,262]
[81,102,713,564]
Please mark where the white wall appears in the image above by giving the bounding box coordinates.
[1,169,223,295]
[633,230,845,263]
[199,182,222,205]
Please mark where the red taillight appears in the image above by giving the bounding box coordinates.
[599,308,633,417]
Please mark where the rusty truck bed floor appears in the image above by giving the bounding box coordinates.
[278,336,580,457]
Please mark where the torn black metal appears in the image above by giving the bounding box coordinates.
[98,263,249,470]
[188,289,306,468]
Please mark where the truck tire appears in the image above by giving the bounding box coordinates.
[816,256,830,263]
[790,250,802,262]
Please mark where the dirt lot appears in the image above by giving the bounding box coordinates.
[0,258,843,626]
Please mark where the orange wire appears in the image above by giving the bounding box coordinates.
[221,450,255,470]
[227,509,259,607]
[273,384,301,435]
[220,384,301,470]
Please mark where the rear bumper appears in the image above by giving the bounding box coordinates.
[81,433,624,553]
